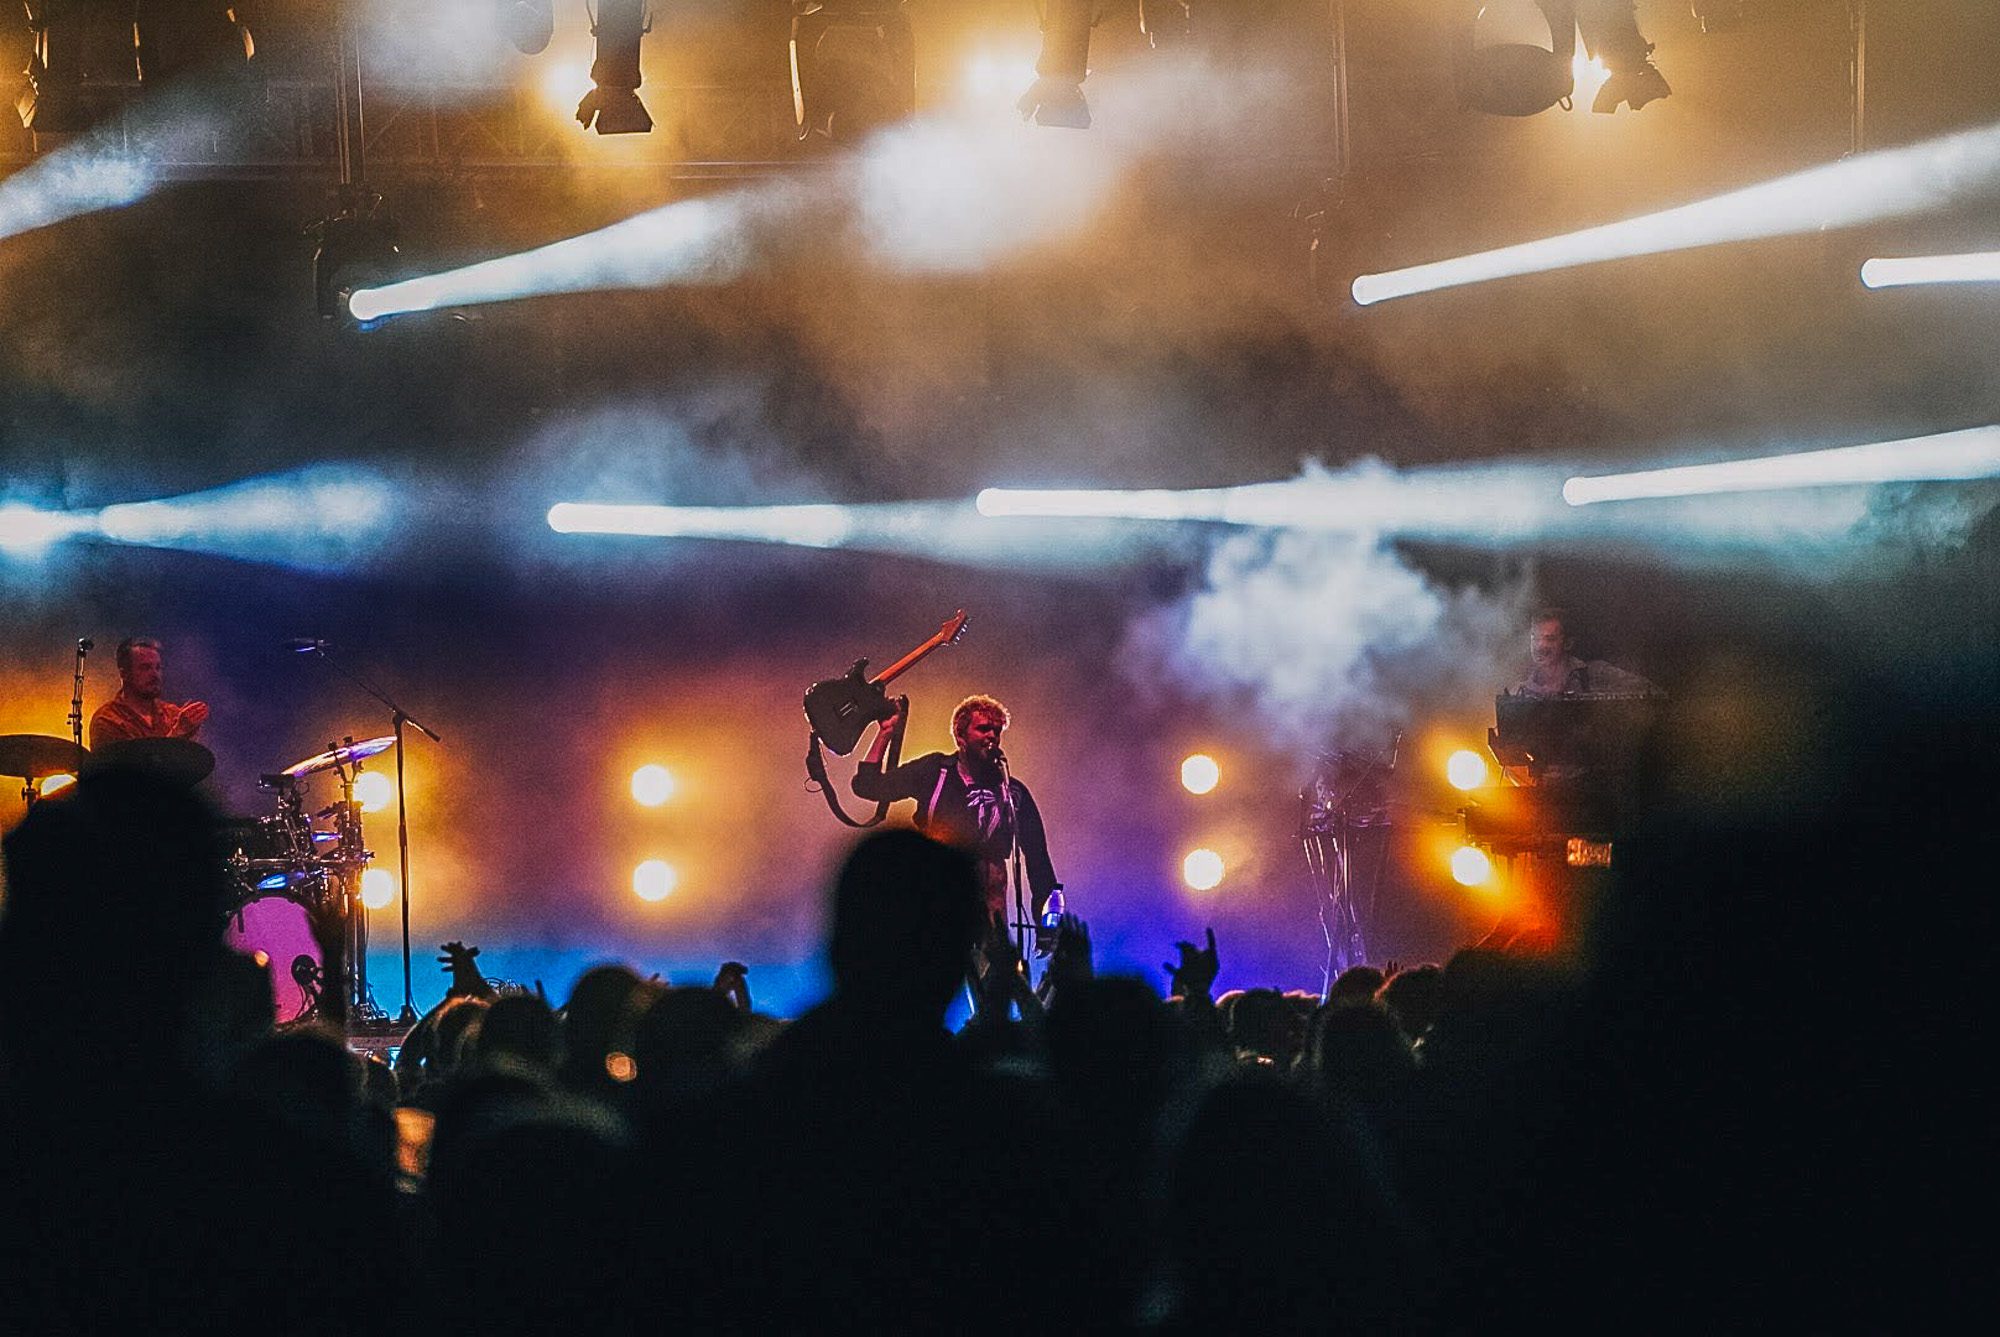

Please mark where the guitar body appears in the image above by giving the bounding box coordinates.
[803,660,893,756]
[802,611,968,756]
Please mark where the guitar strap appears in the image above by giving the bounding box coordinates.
[805,695,908,828]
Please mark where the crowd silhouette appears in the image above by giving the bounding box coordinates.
[1,663,1985,1332]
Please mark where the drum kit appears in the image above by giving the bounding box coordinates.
[229,735,400,1025]
[1,729,399,1027]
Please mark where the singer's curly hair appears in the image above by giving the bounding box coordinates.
[950,695,1009,746]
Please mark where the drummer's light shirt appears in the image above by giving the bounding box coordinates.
[88,696,198,750]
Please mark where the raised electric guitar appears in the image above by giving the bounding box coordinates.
[802,610,968,755]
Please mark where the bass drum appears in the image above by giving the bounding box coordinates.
[226,896,326,1025]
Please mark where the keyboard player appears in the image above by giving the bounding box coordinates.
[1512,607,1657,701]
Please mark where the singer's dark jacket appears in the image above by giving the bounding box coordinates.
[852,752,1060,915]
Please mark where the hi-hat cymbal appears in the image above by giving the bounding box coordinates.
[281,735,396,779]
[88,737,216,786]
[0,734,86,780]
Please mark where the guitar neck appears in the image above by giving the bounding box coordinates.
[870,612,966,687]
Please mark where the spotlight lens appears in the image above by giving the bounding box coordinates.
[1181,754,1221,795]
[633,859,676,902]
[1182,848,1225,891]
[360,867,397,910]
[1450,845,1494,887]
[353,770,393,814]
[631,764,675,807]
[1446,749,1490,791]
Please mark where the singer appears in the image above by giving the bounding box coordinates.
[88,637,209,749]
[852,694,1060,925]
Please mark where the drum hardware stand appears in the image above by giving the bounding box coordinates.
[328,751,390,1024]
[1300,731,1400,995]
[21,637,95,810]
[68,638,91,750]
[296,643,442,1028]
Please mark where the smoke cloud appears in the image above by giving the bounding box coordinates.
[1123,525,1525,754]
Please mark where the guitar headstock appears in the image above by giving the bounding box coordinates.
[942,609,969,645]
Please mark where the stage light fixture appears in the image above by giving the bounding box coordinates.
[576,0,653,134]
[631,763,675,807]
[633,859,676,902]
[1861,252,2000,289]
[1446,749,1489,791]
[1182,847,1224,892]
[360,867,397,910]
[16,0,89,132]
[1180,753,1220,795]
[1689,0,1749,35]
[1450,845,1494,888]
[1563,425,2000,505]
[791,1,916,144]
[1138,0,1188,49]
[353,770,394,814]
[500,0,555,55]
[1018,0,1095,129]
[1457,0,1576,117]
[311,187,401,321]
[132,0,255,85]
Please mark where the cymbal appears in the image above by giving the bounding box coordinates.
[281,735,396,779]
[0,734,86,780]
[89,737,216,786]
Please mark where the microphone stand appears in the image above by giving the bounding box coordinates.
[996,751,1031,987]
[302,644,441,1026]
[68,639,91,750]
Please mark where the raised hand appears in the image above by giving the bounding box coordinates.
[713,961,751,1011]
[1050,913,1093,988]
[1164,927,1220,1000]
[1048,912,1096,976]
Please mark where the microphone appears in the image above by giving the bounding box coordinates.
[286,638,329,653]
[77,638,92,652]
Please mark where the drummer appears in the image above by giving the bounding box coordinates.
[89,637,209,750]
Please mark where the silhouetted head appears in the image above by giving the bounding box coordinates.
[631,985,744,1111]
[0,768,234,1081]
[828,829,984,1018]
[1377,963,1445,1039]
[477,992,563,1080]
[1304,1002,1415,1110]
[1045,975,1187,1129]
[558,963,653,1091]
[1329,964,1387,1006]
[1226,987,1303,1065]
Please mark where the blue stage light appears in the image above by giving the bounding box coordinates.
[0,503,94,557]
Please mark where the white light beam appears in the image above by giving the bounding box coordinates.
[1562,425,2000,505]
[1352,119,2000,305]
[1860,251,2000,289]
